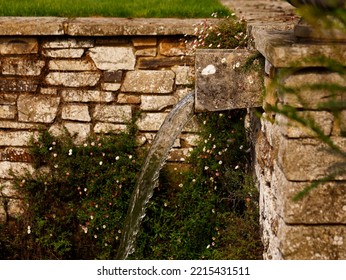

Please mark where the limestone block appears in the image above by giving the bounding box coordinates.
[276,111,334,138]
[103,71,123,83]
[93,105,132,123]
[278,222,346,259]
[62,104,91,122]
[172,66,194,85]
[182,115,199,133]
[42,39,94,48]
[272,163,346,224]
[18,94,60,123]
[195,49,263,111]
[49,59,97,71]
[0,161,34,179]
[0,121,42,130]
[180,134,201,147]
[0,38,38,54]
[42,49,85,58]
[0,78,38,92]
[121,70,175,93]
[63,122,91,145]
[62,90,114,103]
[45,72,100,87]
[101,83,121,91]
[132,37,157,47]
[94,123,128,134]
[0,131,37,146]
[40,88,58,95]
[279,72,346,109]
[138,56,194,69]
[0,93,17,105]
[117,94,141,104]
[136,112,168,131]
[1,58,45,76]
[0,148,31,162]
[88,47,135,71]
[0,105,16,119]
[140,95,177,111]
[278,136,346,181]
[135,48,157,57]
[159,38,186,56]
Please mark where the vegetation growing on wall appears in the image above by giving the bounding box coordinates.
[133,110,263,260]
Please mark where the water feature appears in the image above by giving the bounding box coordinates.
[116,91,195,260]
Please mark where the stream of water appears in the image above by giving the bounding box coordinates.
[116,91,195,260]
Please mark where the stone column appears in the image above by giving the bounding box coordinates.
[252,27,346,259]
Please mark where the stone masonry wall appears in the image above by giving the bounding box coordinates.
[0,18,202,222]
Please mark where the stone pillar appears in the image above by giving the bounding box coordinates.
[252,27,346,259]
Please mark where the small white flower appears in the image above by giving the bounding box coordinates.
[99,161,103,165]
[94,235,97,239]
[91,142,95,146]
[219,160,223,165]
[235,165,239,170]
[84,188,87,192]
[128,155,133,159]
[84,143,88,147]
[90,215,94,220]
[53,153,57,157]
[115,156,120,160]
[204,166,209,170]
[68,149,73,156]
[103,225,106,229]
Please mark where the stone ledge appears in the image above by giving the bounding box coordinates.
[0,17,206,36]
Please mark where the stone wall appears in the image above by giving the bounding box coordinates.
[0,18,202,222]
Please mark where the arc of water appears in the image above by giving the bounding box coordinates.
[116,91,195,260]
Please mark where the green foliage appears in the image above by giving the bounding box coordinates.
[189,15,247,50]
[0,0,232,18]
[1,130,142,259]
[133,110,263,259]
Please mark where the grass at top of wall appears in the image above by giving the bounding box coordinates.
[0,0,231,18]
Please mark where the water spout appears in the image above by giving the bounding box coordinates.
[116,91,195,260]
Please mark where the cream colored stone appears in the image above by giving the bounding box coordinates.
[93,105,132,123]
[45,72,100,87]
[49,59,97,71]
[62,104,91,122]
[62,90,114,103]
[140,95,177,111]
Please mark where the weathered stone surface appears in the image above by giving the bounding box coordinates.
[0,121,42,130]
[1,58,45,76]
[251,27,346,67]
[103,71,123,83]
[0,78,38,92]
[278,222,346,259]
[0,131,37,146]
[101,83,121,91]
[180,133,201,147]
[88,47,135,71]
[40,88,58,95]
[272,163,346,224]
[0,94,17,105]
[0,38,38,54]
[159,38,187,56]
[195,49,263,111]
[94,123,127,134]
[140,95,177,111]
[0,148,31,162]
[276,111,334,138]
[62,89,114,103]
[0,17,66,35]
[48,59,97,71]
[135,48,157,57]
[63,122,91,145]
[43,38,94,48]
[136,112,168,131]
[122,70,175,93]
[0,105,16,119]
[62,104,91,122]
[43,49,85,58]
[172,66,194,85]
[279,72,346,109]
[45,72,100,87]
[18,94,60,123]
[117,94,141,104]
[278,136,346,181]
[93,105,132,123]
[0,162,34,179]
[138,56,194,69]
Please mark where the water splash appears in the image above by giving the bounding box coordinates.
[116,92,195,260]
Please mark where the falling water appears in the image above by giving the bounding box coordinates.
[116,91,195,260]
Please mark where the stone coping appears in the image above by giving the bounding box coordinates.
[0,17,207,36]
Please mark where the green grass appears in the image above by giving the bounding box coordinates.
[0,0,231,18]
